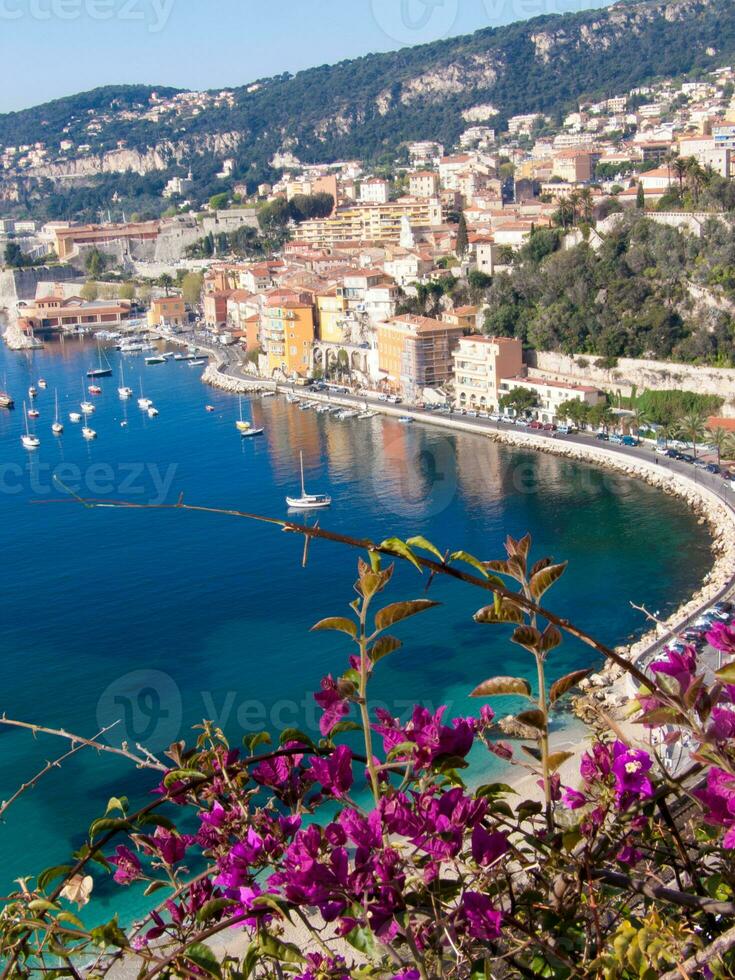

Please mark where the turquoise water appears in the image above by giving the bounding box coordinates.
[0,338,712,917]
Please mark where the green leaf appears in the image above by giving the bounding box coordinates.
[474,598,525,625]
[28,899,59,912]
[279,728,316,749]
[37,865,73,891]
[549,669,593,704]
[184,942,222,978]
[311,616,357,638]
[243,731,272,752]
[547,751,574,773]
[374,599,439,631]
[88,817,131,840]
[516,799,544,820]
[105,796,128,816]
[516,709,546,732]
[716,662,735,683]
[143,880,169,897]
[450,550,489,578]
[257,934,305,965]
[407,535,444,562]
[471,676,532,698]
[563,829,582,851]
[163,768,207,788]
[368,635,402,664]
[475,782,518,798]
[529,562,568,601]
[346,924,378,957]
[378,537,422,572]
[90,916,128,951]
[196,898,238,923]
[330,720,362,735]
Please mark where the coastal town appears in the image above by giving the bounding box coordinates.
[4,2,735,976]
[4,63,735,451]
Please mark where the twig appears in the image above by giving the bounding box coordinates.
[659,922,735,980]
[591,868,735,915]
[0,723,121,819]
[0,717,165,772]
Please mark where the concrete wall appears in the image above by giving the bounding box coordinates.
[527,349,735,413]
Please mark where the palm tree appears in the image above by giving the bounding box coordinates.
[659,420,679,449]
[677,412,707,458]
[627,408,650,437]
[706,425,728,466]
[685,157,705,207]
[672,157,688,197]
[579,187,595,225]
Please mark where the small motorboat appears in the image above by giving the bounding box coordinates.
[147,406,159,418]
[27,407,40,419]
[121,421,128,428]
[241,427,264,437]
[28,386,38,399]
[188,359,206,367]
[38,379,47,389]
[82,425,97,440]
[398,416,414,425]
[0,392,14,409]
[358,411,376,420]
[205,405,215,413]
[88,385,102,395]
[69,412,82,423]
[261,391,276,398]
[145,356,166,366]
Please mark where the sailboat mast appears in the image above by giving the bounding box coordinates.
[300,451,306,497]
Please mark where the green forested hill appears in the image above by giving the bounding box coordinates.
[0,0,734,171]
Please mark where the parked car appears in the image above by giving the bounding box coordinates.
[557,425,573,435]
[528,421,543,430]
[680,453,696,464]
[596,432,609,441]
[543,423,556,432]
[609,434,624,445]
[621,436,640,447]
[706,464,722,475]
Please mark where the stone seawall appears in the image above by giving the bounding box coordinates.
[528,349,735,411]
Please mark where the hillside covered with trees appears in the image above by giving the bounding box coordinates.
[484,213,735,366]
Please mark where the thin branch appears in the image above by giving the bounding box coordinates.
[0,717,165,772]
[591,868,735,915]
[0,723,121,819]
[40,497,655,689]
[659,922,735,980]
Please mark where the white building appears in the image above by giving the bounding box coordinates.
[359,179,391,205]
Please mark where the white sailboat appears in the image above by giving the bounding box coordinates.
[137,377,152,410]
[69,412,82,423]
[21,402,40,450]
[286,452,331,509]
[52,390,64,435]
[235,396,251,432]
[118,361,133,400]
[82,421,97,440]
[80,381,95,415]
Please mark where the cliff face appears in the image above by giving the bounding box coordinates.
[0,0,732,179]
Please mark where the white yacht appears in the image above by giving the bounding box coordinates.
[21,403,40,451]
[286,452,332,510]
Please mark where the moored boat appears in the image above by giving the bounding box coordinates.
[286,451,332,510]
[21,403,40,451]
[0,392,14,409]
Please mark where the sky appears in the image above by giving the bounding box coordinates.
[0,0,614,113]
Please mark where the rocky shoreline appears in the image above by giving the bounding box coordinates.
[202,359,735,733]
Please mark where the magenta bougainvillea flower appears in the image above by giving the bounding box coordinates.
[109,845,142,886]
[307,745,354,797]
[314,675,351,736]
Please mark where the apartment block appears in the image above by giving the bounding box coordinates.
[378,314,465,400]
[453,336,524,411]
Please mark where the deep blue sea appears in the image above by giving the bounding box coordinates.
[0,337,712,919]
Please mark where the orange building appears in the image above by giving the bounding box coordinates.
[147,295,187,328]
[378,314,465,400]
[262,295,316,378]
[52,221,160,260]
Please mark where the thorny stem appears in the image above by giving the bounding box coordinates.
[358,590,381,806]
